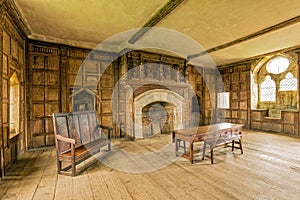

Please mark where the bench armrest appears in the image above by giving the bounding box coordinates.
[56,135,76,144]
[98,124,113,130]
[97,124,112,139]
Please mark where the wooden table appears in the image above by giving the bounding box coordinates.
[173,123,243,163]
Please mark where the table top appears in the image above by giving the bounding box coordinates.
[174,123,243,137]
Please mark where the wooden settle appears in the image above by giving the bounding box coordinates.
[52,111,112,176]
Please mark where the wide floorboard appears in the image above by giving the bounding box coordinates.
[0,130,299,200]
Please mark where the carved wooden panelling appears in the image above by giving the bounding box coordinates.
[240,101,247,110]
[101,75,113,88]
[240,83,247,91]
[141,52,161,61]
[33,104,45,117]
[3,54,8,74]
[32,72,45,85]
[283,125,296,135]
[283,112,294,124]
[101,89,112,100]
[225,110,231,118]
[45,104,59,116]
[3,31,10,54]
[232,111,239,118]
[240,72,249,81]
[231,92,238,100]
[32,45,59,55]
[69,59,83,72]
[47,88,59,101]
[101,116,112,126]
[231,73,239,82]
[11,39,18,60]
[69,74,82,86]
[32,119,43,134]
[2,79,8,99]
[18,47,24,65]
[231,83,239,91]
[68,49,89,58]
[47,73,59,85]
[28,44,60,148]
[101,102,112,114]
[252,121,262,129]
[262,122,273,131]
[231,102,239,109]
[240,111,248,120]
[251,111,264,121]
[32,56,45,69]
[32,87,45,101]
[48,57,60,70]
[2,104,8,123]
[240,91,247,100]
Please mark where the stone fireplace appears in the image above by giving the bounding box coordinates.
[114,79,197,139]
[134,89,184,138]
[112,52,201,139]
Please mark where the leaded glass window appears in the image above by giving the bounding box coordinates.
[279,72,297,91]
[217,92,230,109]
[260,75,276,102]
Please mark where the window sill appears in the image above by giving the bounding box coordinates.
[263,116,281,120]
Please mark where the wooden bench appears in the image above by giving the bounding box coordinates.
[52,111,112,176]
[202,127,243,164]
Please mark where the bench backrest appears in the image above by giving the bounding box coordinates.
[52,111,102,154]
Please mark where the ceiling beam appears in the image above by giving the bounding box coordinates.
[128,0,185,44]
[188,14,300,60]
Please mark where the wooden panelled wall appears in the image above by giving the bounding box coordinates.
[0,3,26,175]
[216,65,251,128]
[26,42,116,148]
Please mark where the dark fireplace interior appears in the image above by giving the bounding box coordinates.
[142,102,175,137]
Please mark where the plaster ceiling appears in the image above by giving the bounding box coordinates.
[14,0,300,67]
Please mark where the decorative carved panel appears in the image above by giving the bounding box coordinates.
[72,90,95,111]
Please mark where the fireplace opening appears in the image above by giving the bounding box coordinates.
[142,102,175,137]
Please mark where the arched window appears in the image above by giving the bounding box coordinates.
[260,75,276,102]
[279,72,297,91]
[10,72,20,134]
[266,56,289,74]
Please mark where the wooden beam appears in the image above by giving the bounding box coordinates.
[128,0,185,44]
[188,14,300,60]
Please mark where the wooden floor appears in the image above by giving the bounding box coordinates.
[0,130,300,200]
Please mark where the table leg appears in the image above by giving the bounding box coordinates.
[190,142,193,164]
[175,138,178,156]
